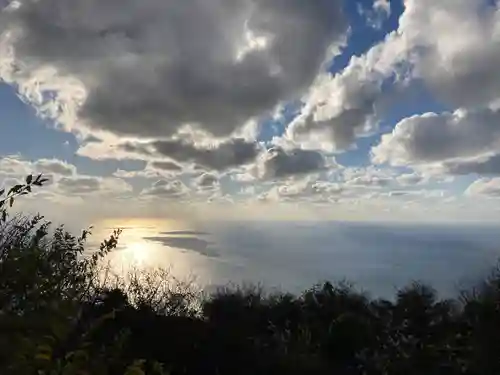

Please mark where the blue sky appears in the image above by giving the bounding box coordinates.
[0,0,499,223]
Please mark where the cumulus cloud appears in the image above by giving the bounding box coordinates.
[34,159,76,176]
[466,178,500,198]
[195,173,219,190]
[113,160,185,179]
[258,147,328,179]
[0,156,75,179]
[396,173,424,186]
[344,172,393,188]
[150,161,182,172]
[403,0,500,109]
[0,0,347,140]
[368,1,500,176]
[440,154,500,176]
[285,31,409,151]
[141,179,189,198]
[117,138,261,172]
[57,176,132,195]
[285,0,500,153]
[357,0,391,30]
[373,0,391,16]
[372,108,500,167]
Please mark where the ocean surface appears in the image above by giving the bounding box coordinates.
[91,220,500,299]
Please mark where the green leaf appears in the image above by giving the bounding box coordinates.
[9,196,14,207]
[0,188,4,196]
[26,174,33,184]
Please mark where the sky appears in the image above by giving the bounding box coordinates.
[1,0,500,225]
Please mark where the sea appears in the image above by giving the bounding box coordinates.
[89,220,500,300]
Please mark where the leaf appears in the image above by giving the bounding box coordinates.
[26,174,33,184]
[0,188,4,196]
[9,197,14,207]
[8,184,24,195]
[34,353,51,362]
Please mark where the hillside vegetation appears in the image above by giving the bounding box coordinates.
[1,176,500,375]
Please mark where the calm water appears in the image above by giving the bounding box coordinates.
[90,220,500,299]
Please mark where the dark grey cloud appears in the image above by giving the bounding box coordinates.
[150,160,182,172]
[441,154,500,176]
[2,0,347,138]
[123,138,260,171]
[261,147,326,179]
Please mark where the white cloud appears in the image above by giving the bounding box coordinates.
[396,173,424,186]
[0,156,75,180]
[286,0,500,156]
[284,31,409,151]
[466,178,500,198]
[372,108,500,168]
[373,0,391,16]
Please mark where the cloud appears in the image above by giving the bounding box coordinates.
[0,0,347,139]
[113,160,184,179]
[466,178,500,198]
[0,156,77,188]
[372,108,500,167]
[120,138,261,172]
[57,176,132,195]
[403,0,500,109]
[34,159,76,176]
[58,176,100,194]
[440,154,500,176]
[286,0,500,152]
[150,160,182,172]
[373,0,391,16]
[195,173,219,190]
[396,173,424,186]
[0,156,75,177]
[285,31,409,151]
[141,179,189,198]
[357,0,391,30]
[344,175,391,188]
[258,147,328,179]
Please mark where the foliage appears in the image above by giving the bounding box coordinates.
[1,176,500,374]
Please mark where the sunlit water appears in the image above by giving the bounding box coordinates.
[87,219,500,299]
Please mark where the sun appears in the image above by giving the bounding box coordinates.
[122,241,151,266]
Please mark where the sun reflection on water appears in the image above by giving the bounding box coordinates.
[89,218,214,287]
